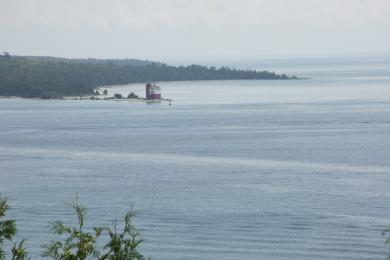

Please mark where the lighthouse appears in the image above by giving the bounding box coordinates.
[145,83,161,100]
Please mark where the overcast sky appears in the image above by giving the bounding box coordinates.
[1,0,389,61]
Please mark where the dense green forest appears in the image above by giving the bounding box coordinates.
[0,53,297,98]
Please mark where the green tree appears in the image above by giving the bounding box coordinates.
[41,198,147,260]
[113,93,123,99]
[42,198,102,260]
[11,240,29,260]
[0,197,29,260]
[2,52,10,59]
[100,209,146,260]
[127,92,138,99]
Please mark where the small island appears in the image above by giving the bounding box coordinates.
[0,53,298,99]
[65,83,172,104]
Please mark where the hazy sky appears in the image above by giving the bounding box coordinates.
[1,0,390,61]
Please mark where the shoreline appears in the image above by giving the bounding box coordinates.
[0,95,173,103]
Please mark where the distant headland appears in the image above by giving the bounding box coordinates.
[0,52,298,99]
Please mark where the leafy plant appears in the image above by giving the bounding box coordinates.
[11,240,28,260]
[100,209,146,260]
[41,197,147,260]
[0,197,29,260]
[42,197,102,260]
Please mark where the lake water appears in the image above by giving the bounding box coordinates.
[1,58,390,259]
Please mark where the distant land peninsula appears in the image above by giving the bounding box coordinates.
[0,53,298,99]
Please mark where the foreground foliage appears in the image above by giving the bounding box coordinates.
[4,193,389,259]
[0,197,28,260]
[1,196,146,260]
[100,210,145,260]
[41,198,102,259]
[42,198,147,260]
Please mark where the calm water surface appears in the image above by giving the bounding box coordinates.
[1,60,390,259]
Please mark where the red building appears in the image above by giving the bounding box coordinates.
[145,83,161,100]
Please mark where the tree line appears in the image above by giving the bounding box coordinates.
[0,54,297,99]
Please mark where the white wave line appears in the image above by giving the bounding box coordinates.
[0,146,389,174]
